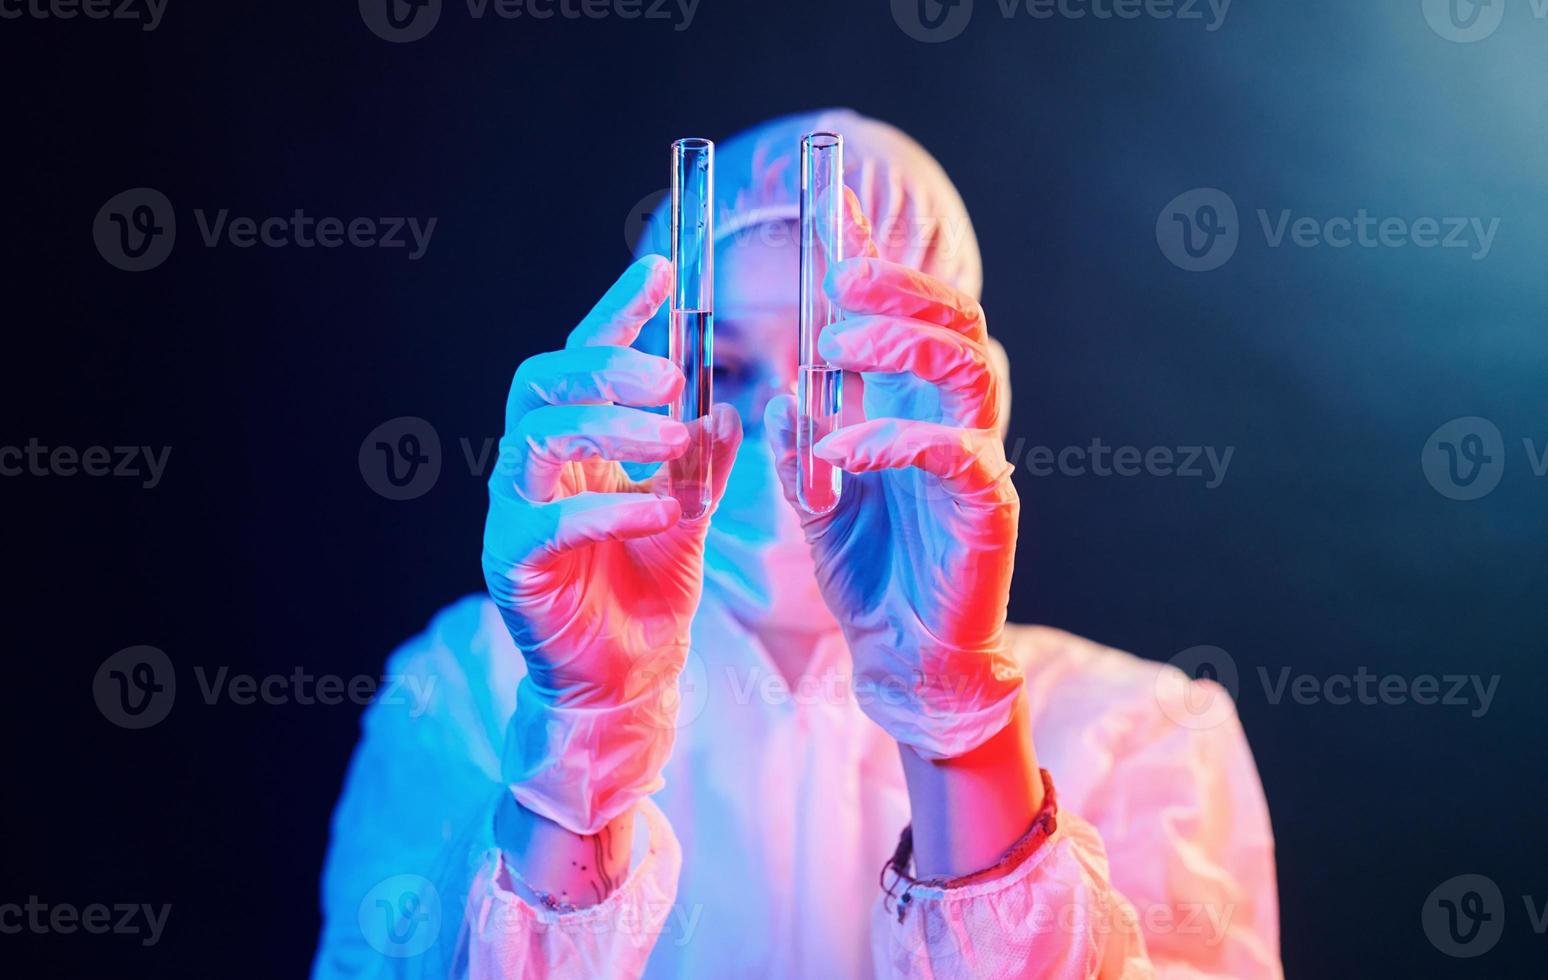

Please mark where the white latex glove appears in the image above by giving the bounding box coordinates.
[765,190,1024,760]
[483,254,742,834]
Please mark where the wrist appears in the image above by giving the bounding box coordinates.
[495,791,634,910]
[850,633,1026,760]
[503,673,679,834]
[898,688,1043,879]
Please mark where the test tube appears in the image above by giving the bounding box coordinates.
[668,137,714,520]
[797,132,844,515]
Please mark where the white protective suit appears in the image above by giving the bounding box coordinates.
[313,110,1281,979]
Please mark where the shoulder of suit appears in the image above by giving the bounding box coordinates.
[372,594,523,727]
[1003,623,1242,740]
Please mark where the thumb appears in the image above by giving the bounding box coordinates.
[765,394,848,531]
[763,394,802,511]
[817,185,880,264]
[701,402,744,517]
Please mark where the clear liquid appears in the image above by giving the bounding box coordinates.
[797,365,843,515]
[668,309,713,520]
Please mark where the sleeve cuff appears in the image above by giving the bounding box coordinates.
[464,798,682,978]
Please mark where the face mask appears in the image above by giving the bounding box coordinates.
[703,426,837,633]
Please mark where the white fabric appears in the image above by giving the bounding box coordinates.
[312,592,1281,979]
[637,108,983,297]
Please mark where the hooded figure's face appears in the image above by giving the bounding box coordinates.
[632,109,990,631]
[634,227,833,631]
[689,228,839,632]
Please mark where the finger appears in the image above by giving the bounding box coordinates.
[565,254,673,349]
[985,335,1013,437]
[486,492,683,572]
[702,403,744,516]
[763,394,802,512]
[500,405,688,503]
[824,256,987,343]
[813,418,1012,498]
[762,394,845,529]
[506,346,685,427]
[816,185,880,264]
[816,316,998,428]
[642,403,743,521]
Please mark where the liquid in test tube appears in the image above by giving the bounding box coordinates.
[797,132,844,515]
[668,137,714,520]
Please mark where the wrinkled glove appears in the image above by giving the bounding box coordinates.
[765,190,1023,760]
[483,254,742,833]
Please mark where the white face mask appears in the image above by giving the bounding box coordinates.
[703,428,837,633]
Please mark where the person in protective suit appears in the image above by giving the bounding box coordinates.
[313,109,1282,979]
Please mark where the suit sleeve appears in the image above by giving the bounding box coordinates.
[310,599,683,979]
[869,638,1280,979]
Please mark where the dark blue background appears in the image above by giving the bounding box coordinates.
[4,0,1545,975]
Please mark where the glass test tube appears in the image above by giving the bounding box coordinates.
[797,132,844,515]
[668,138,714,520]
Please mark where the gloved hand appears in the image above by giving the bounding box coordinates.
[765,190,1023,760]
[483,254,742,834]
